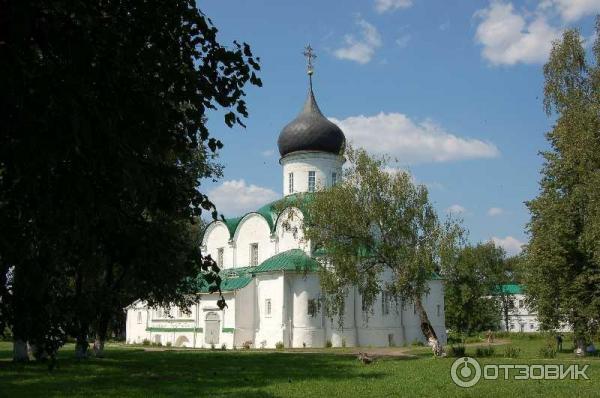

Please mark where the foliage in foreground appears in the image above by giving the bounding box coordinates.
[298,146,463,351]
[0,0,261,361]
[524,21,600,350]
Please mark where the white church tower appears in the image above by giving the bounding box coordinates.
[278,45,345,196]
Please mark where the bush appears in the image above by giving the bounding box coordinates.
[142,339,150,346]
[166,341,172,348]
[275,341,284,350]
[475,345,495,357]
[447,331,465,345]
[221,343,227,351]
[157,342,163,347]
[539,345,556,358]
[325,340,332,348]
[411,340,425,347]
[210,343,215,350]
[342,338,347,348]
[504,345,520,358]
[242,340,252,350]
[449,344,466,357]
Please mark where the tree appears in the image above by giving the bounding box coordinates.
[299,146,461,354]
[443,242,505,335]
[0,0,261,361]
[524,23,600,352]
[496,254,524,332]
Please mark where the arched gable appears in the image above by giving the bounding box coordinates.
[275,206,307,253]
[233,212,274,266]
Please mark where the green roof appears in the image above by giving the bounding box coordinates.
[197,266,255,293]
[253,249,320,274]
[222,216,243,237]
[494,283,523,295]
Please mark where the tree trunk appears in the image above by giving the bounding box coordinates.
[501,295,510,331]
[93,307,111,358]
[575,336,586,356]
[29,343,48,361]
[13,339,29,362]
[75,330,89,359]
[414,296,443,356]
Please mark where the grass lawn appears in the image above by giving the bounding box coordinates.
[0,337,598,397]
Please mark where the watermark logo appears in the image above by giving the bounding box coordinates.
[450,357,590,388]
[450,357,482,387]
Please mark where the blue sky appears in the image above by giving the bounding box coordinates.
[199,0,600,255]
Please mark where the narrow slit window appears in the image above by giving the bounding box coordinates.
[288,172,294,194]
[250,243,259,266]
[308,171,316,192]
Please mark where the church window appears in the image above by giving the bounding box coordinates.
[137,311,142,324]
[250,243,259,266]
[288,172,294,194]
[518,299,524,308]
[217,248,224,267]
[265,299,272,317]
[308,299,318,317]
[437,304,441,317]
[332,172,337,186]
[413,303,417,315]
[177,308,183,318]
[381,292,390,316]
[308,171,316,192]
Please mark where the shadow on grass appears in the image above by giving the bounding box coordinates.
[0,347,390,397]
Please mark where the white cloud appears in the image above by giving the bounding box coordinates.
[208,179,279,217]
[475,2,560,66]
[375,0,413,13]
[396,34,411,48]
[446,204,466,215]
[552,0,600,22]
[334,18,382,64]
[329,112,499,164]
[261,149,275,157]
[491,236,525,256]
[488,207,505,216]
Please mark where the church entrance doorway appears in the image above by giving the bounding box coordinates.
[205,312,220,345]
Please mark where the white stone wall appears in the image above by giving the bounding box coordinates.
[234,283,256,347]
[280,151,343,195]
[234,214,274,267]
[203,222,234,269]
[254,273,285,348]
[500,293,541,333]
[276,208,308,254]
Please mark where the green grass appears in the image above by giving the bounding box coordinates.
[0,338,598,397]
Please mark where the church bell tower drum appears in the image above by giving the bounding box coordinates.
[277,45,346,196]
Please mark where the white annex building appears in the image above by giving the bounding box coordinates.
[497,284,541,333]
[126,56,447,349]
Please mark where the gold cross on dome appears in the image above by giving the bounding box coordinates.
[303,44,316,76]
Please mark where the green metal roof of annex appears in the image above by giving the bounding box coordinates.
[253,249,319,274]
[494,283,524,295]
[198,249,319,294]
[197,266,256,293]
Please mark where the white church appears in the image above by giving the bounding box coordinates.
[126,54,447,349]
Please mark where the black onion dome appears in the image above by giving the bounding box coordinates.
[278,88,346,157]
